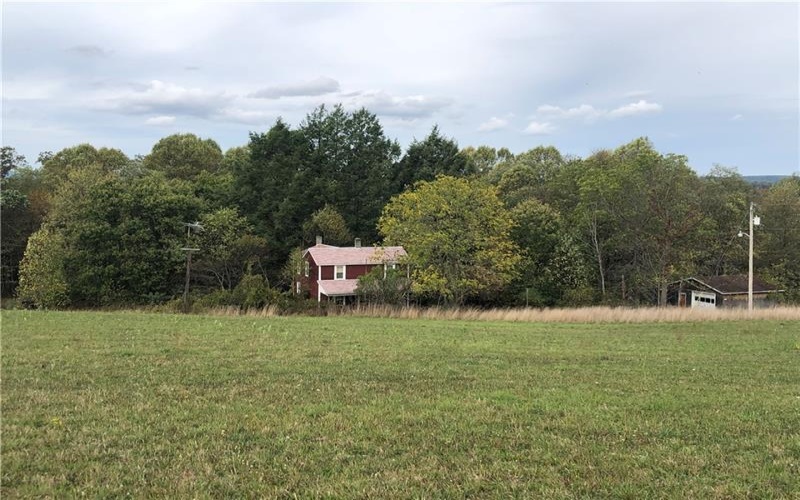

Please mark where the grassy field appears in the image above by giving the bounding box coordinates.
[2,311,799,498]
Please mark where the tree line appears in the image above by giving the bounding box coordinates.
[2,104,798,310]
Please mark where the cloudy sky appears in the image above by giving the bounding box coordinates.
[2,2,798,175]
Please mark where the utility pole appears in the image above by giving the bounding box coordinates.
[182,247,198,311]
[739,203,760,312]
[748,202,754,311]
[181,222,203,313]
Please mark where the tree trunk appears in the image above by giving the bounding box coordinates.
[589,214,606,297]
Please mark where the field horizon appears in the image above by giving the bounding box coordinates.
[2,310,799,497]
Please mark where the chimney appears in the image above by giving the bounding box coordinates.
[354,238,362,248]
[316,235,323,245]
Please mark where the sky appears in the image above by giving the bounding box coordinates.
[2,1,798,176]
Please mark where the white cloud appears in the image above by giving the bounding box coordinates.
[250,77,340,99]
[100,80,232,118]
[537,104,602,122]
[341,91,452,119]
[607,100,663,119]
[144,115,176,126]
[477,116,508,132]
[1,2,796,176]
[523,121,556,135]
[730,114,744,121]
[218,108,275,125]
[533,100,663,126]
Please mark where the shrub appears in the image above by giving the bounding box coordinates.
[17,228,69,309]
[356,267,410,306]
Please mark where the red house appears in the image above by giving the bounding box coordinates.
[298,237,407,303]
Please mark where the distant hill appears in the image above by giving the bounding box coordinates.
[743,175,790,186]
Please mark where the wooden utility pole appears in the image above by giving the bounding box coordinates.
[748,202,754,312]
[182,247,198,312]
[739,203,759,312]
[181,222,203,313]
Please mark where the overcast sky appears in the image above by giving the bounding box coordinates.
[2,2,798,175]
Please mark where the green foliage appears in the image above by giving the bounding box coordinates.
[1,166,49,297]
[237,109,400,282]
[574,138,704,304]
[488,145,559,180]
[461,145,509,175]
[7,125,799,309]
[302,204,352,246]
[16,228,69,308]
[379,176,520,305]
[235,119,309,276]
[143,133,224,180]
[505,200,591,306]
[193,208,268,290]
[694,165,752,275]
[194,273,284,311]
[281,247,306,291]
[505,200,563,304]
[192,170,234,211]
[544,233,593,305]
[758,176,800,302]
[300,105,401,241]
[356,267,410,305]
[392,126,474,192]
[221,145,249,173]
[231,273,273,309]
[20,166,200,307]
[1,189,30,294]
[1,146,27,179]
[40,144,130,189]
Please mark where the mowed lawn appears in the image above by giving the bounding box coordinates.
[2,311,799,498]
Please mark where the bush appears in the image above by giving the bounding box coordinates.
[191,274,287,313]
[356,267,410,306]
[17,228,69,309]
[558,285,598,307]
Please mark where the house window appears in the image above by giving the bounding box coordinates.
[296,281,301,294]
[335,265,345,280]
[304,261,310,277]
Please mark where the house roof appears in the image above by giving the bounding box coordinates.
[318,279,360,297]
[683,275,783,295]
[304,244,407,266]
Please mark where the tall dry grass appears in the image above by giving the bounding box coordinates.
[189,303,800,323]
[331,304,800,323]
[204,305,281,317]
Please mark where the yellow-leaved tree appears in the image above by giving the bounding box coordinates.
[378,175,519,306]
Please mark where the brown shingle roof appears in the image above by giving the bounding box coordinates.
[694,275,782,294]
[305,244,407,266]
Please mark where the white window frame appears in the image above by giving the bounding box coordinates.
[304,261,310,277]
[335,265,346,280]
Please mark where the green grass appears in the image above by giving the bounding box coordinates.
[2,311,799,498]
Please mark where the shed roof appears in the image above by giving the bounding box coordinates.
[304,244,407,266]
[684,275,783,295]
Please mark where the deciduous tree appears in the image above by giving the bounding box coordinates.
[379,176,519,305]
[193,208,268,291]
[143,133,224,180]
[302,204,352,247]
